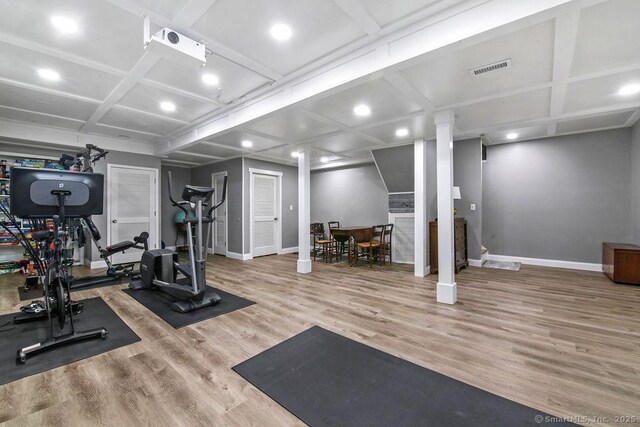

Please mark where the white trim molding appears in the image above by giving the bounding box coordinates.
[468,259,483,267]
[227,251,253,261]
[85,259,108,269]
[279,246,299,255]
[488,254,602,272]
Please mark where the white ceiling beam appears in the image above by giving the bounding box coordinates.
[139,78,220,104]
[175,150,224,160]
[547,11,580,137]
[88,123,162,138]
[0,105,86,125]
[81,52,162,130]
[383,73,435,114]
[157,0,574,155]
[0,32,128,78]
[160,162,192,169]
[162,158,201,165]
[172,0,218,28]
[0,119,155,155]
[0,77,102,105]
[332,0,381,35]
[296,107,386,146]
[239,128,293,144]
[625,110,640,127]
[111,104,189,125]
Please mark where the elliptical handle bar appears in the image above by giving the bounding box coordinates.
[207,176,227,218]
[167,171,189,217]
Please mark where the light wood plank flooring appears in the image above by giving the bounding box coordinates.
[0,255,639,426]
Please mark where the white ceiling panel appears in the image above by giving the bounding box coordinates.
[167,152,208,163]
[185,143,246,159]
[256,144,325,161]
[0,42,121,100]
[399,20,555,107]
[99,108,182,135]
[144,56,270,104]
[202,130,284,152]
[84,123,160,142]
[191,0,366,75]
[359,114,435,143]
[556,111,634,135]
[0,106,84,131]
[563,70,640,113]
[359,0,441,27]
[455,88,551,131]
[245,107,339,141]
[302,78,422,128]
[571,0,640,77]
[0,82,97,121]
[484,124,548,145]
[309,132,375,153]
[117,82,217,122]
[0,0,143,72]
[128,0,190,21]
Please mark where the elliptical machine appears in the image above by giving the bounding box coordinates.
[129,172,227,313]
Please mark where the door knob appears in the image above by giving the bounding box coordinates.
[274,217,278,221]
[112,219,117,223]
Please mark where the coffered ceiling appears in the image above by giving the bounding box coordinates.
[0,0,638,170]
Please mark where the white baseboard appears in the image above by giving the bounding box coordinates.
[278,246,299,255]
[468,259,483,267]
[227,251,253,261]
[85,259,107,269]
[488,254,602,272]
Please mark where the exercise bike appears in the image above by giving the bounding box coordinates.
[9,167,108,363]
[129,172,227,313]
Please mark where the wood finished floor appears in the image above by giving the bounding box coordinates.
[0,255,639,426]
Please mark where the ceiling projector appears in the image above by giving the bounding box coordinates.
[144,25,206,68]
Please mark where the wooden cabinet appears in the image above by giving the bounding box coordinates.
[602,243,640,285]
[429,218,468,274]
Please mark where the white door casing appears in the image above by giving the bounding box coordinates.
[212,172,228,256]
[250,168,282,258]
[107,164,159,264]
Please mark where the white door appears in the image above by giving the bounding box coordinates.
[251,171,280,257]
[212,172,227,255]
[108,165,158,264]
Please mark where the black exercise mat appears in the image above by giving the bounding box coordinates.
[123,285,255,329]
[0,297,140,386]
[233,326,576,427]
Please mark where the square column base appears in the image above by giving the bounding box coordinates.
[437,282,457,304]
[297,259,312,274]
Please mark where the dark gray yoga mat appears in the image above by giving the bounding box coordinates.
[0,297,140,386]
[123,285,255,328]
[233,326,576,427]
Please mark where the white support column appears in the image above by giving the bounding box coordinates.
[414,139,428,277]
[434,110,457,304]
[297,148,312,273]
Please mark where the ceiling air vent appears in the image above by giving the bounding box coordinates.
[469,58,512,77]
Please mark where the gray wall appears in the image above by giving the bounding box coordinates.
[453,138,483,260]
[483,128,632,263]
[371,144,414,192]
[160,165,191,248]
[191,158,243,254]
[311,163,388,230]
[632,122,640,243]
[90,150,162,261]
[243,158,298,253]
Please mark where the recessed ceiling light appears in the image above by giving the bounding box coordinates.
[291,151,299,158]
[37,68,60,81]
[270,23,292,41]
[618,83,640,96]
[51,16,78,34]
[320,157,329,163]
[241,139,253,148]
[353,104,371,117]
[160,101,176,112]
[506,132,518,140]
[395,128,409,137]
[202,73,220,86]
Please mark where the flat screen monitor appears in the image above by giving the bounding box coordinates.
[10,167,104,218]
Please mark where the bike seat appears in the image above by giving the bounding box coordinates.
[102,240,135,257]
